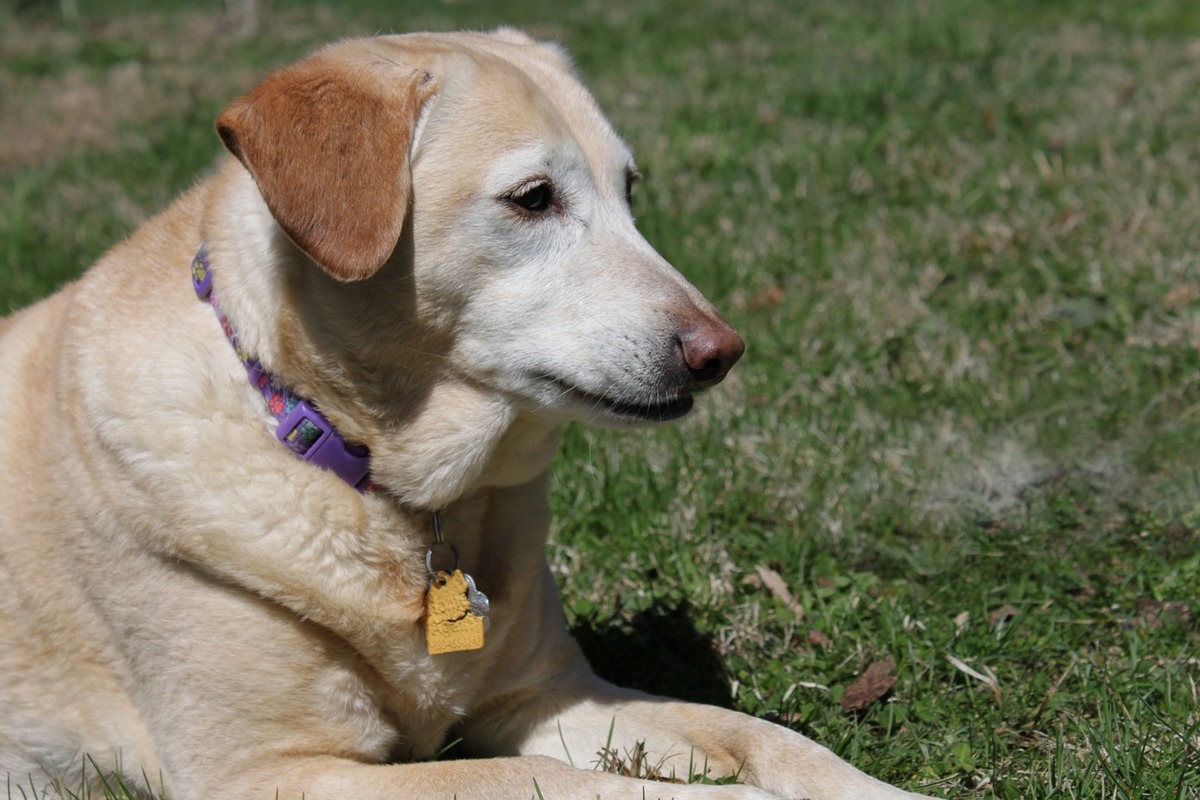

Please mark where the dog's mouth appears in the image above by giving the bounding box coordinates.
[541,375,694,422]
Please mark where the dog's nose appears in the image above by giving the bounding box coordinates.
[679,319,745,389]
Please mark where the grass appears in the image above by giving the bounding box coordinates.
[2,0,1198,797]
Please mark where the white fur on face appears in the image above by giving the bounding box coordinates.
[412,107,715,427]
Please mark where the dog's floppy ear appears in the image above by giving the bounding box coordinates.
[217,58,436,281]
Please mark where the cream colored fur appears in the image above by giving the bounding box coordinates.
[0,31,930,800]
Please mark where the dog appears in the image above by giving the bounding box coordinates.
[0,30,931,800]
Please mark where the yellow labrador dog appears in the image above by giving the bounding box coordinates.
[0,30,930,800]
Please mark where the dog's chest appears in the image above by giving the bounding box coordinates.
[318,640,493,762]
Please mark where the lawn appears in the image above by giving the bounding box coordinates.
[2,0,1198,798]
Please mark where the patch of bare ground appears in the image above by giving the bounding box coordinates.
[0,7,348,172]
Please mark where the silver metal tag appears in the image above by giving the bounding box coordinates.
[464,572,491,631]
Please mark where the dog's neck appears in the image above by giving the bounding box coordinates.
[200,163,562,510]
[192,243,376,492]
[369,386,562,508]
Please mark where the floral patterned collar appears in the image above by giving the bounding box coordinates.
[190,244,375,492]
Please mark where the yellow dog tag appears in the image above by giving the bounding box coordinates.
[425,569,486,655]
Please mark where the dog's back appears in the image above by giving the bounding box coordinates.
[0,231,181,794]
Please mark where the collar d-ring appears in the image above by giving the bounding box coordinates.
[425,542,461,575]
[425,510,459,575]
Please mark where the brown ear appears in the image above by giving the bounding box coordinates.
[217,58,436,281]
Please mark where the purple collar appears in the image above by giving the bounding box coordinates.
[191,244,374,491]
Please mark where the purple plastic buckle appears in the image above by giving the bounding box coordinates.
[276,400,372,490]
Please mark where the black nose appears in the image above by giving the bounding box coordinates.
[678,318,745,390]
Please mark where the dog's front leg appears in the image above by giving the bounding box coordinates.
[240,755,783,800]
[466,675,933,800]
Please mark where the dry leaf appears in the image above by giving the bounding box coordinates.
[807,629,833,649]
[1135,598,1191,629]
[1163,283,1198,311]
[987,605,1019,625]
[755,564,804,620]
[751,285,786,309]
[841,655,896,712]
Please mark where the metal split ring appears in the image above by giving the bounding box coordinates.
[425,542,461,576]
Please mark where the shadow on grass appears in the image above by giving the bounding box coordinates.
[571,599,733,709]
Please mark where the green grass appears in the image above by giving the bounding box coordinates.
[3,0,1199,798]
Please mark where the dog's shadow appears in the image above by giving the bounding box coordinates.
[570,599,734,709]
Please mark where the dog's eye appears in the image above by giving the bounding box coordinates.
[624,169,641,208]
[508,182,554,213]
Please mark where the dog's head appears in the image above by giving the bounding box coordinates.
[216,31,742,432]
